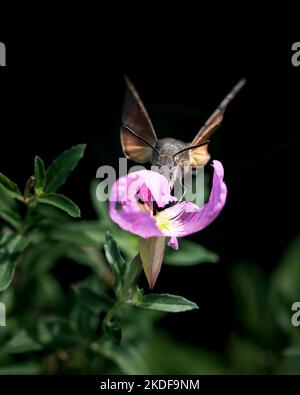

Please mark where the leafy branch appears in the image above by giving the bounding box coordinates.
[0,144,219,374]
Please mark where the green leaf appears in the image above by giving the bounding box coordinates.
[22,242,67,281]
[0,210,22,230]
[0,187,18,212]
[96,340,150,374]
[0,172,22,200]
[231,262,269,339]
[269,236,300,334]
[104,232,126,289]
[45,144,86,193]
[34,156,46,194]
[145,329,225,374]
[130,293,199,313]
[4,330,42,354]
[0,233,29,292]
[33,273,65,308]
[165,239,219,266]
[73,285,114,314]
[49,221,106,246]
[104,322,122,344]
[271,235,300,302]
[4,317,80,354]
[113,232,139,260]
[72,284,113,337]
[5,319,80,354]
[90,179,111,225]
[38,193,81,218]
[123,254,142,293]
[34,318,81,348]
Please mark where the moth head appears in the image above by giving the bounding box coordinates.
[155,139,211,186]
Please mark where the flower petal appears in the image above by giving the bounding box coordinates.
[139,236,165,288]
[168,236,179,250]
[109,170,176,238]
[156,160,227,237]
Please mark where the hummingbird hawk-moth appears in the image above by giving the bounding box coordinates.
[120,77,246,184]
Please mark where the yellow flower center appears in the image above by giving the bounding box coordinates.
[138,201,179,235]
[154,211,173,233]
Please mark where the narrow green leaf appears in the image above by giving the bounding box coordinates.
[130,293,199,313]
[49,221,106,246]
[0,187,18,212]
[104,232,126,288]
[123,254,142,293]
[34,156,46,194]
[45,144,86,193]
[0,172,22,200]
[0,210,22,230]
[73,285,114,314]
[0,233,29,292]
[38,193,81,218]
[165,239,219,266]
[113,231,139,260]
[90,179,111,224]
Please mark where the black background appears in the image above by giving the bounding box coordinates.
[0,9,299,352]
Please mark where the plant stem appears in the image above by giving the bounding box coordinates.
[102,254,142,326]
[103,285,130,325]
[103,298,125,325]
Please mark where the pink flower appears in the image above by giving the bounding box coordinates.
[109,160,227,288]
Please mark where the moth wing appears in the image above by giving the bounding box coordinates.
[190,79,246,167]
[189,111,222,166]
[121,77,157,163]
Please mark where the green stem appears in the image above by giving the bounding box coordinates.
[102,254,143,326]
[103,298,125,325]
[103,284,131,326]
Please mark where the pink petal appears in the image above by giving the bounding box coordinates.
[109,170,175,238]
[158,160,227,237]
[168,236,179,250]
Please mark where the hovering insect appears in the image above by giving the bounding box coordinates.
[120,77,246,185]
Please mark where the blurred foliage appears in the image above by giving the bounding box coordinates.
[0,145,300,374]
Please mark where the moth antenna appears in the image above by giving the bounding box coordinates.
[218,78,247,111]
[173,141,210,158]
[122,125,161,155]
